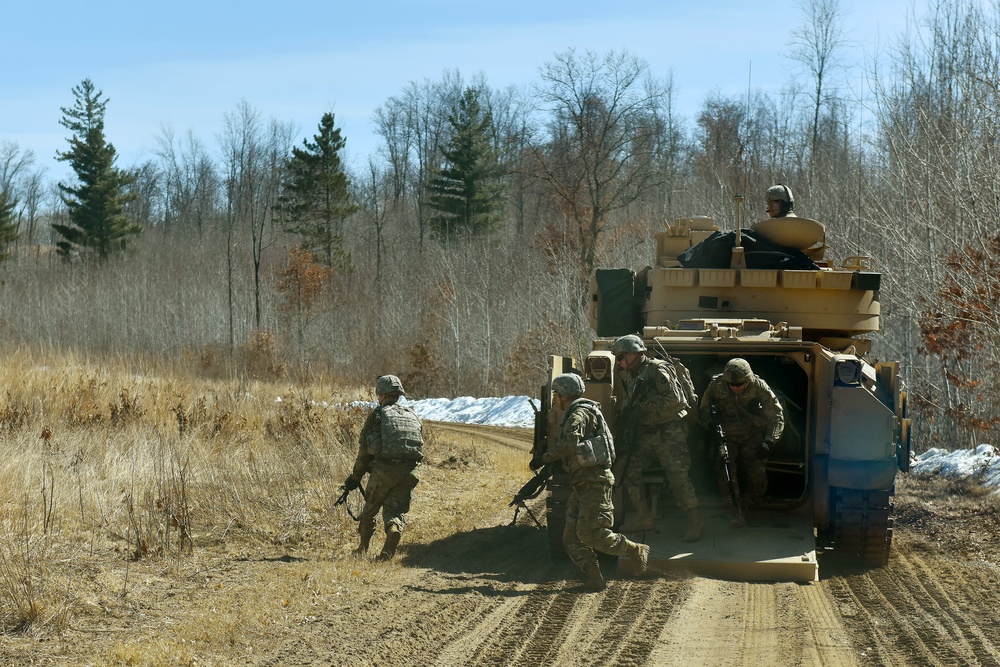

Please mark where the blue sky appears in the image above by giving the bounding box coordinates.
[4,1,917,182]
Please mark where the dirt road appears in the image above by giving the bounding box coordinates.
[10,422,1000,666]
[256,423,1000,667]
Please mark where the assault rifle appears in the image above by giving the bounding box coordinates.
[334,484,365,521]
[509,463,552,528]
[611,375,649,487]
[710,404,745,523]
[614,375,649,453]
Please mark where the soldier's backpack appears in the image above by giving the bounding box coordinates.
[565,399,616,467]
[665,354,698,411]
[368,403,424,460]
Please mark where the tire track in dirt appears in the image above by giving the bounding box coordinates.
[798,581,860,665]
[464,581,579,665]
[898,548,1000,666]
[646,577,860,666]
[741,582,784,663]
[830,539,1000,667]
[571,578,693,666]
[430,576,693,667]
[256,582,513,667]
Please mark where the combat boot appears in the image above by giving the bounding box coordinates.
[377,527,401,562]
[580,560,606,592]
[682,507,704,543]
[625,540,651,576]
[354,526,374,556]
[619,497,655,532]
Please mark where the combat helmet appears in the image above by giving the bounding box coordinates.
[612,334,646,355]
[723,358,754,385]
[766,184,795,215]
[375,374,406,395]
[552,373,585,397]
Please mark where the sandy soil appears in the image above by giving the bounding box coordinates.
[6,423,1000,666]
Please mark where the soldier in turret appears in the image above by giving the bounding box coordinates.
[543,373,649,591]
[613,334,703,542]
[343,375,424,561]
[765,183,797,219]
[699,358,784,527]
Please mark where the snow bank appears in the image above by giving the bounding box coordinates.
[911,444,1000,490]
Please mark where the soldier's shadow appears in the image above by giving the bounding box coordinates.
[400,520,581,597]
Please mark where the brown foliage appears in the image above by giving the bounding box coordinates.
[276,246,332,316]
[919,233,1000,434]
[404,342,444,397]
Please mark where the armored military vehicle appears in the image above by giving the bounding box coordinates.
[529,202,911,581]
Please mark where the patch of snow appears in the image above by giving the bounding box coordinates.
[912,444,1000,490]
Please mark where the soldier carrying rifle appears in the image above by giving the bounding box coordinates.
[699,358,784,528]
[342,375,424,561]
[541,372,649,592]
[612,334,703,543]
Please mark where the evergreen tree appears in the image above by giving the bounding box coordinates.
[54,79,140,261]
[0,189,18,261]
[427,87,504,241]
[276,112,356,269]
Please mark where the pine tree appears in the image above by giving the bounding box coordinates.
[0,189,18,261]
[427,87,504,241]
[276,112,356,269]
[54,79,140,261]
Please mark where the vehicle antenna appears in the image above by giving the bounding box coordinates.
[730,63,752,270]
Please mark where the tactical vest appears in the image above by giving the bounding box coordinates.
[369,404,424,460]
[563,399,616,467]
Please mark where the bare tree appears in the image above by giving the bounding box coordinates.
[372,97,413,208]
[220,101,295,343]
[155,126,222,232]
[791,0,847,185]
[0,142,45,247]
[532,49,669,305]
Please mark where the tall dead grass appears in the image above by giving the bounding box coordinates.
[0,345,365,635]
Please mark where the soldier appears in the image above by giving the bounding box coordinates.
[699,358,784,527]
[542,373,649,591]
[765,183,797,219]
[613,334,703,542]
[343,375,424,561]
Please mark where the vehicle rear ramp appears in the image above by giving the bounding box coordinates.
[621,503,819,583]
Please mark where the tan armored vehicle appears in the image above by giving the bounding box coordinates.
[529,204,911,581]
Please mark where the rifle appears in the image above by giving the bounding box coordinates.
[711,404,745,522]
[612,375,648,487]
[509,463,552,527]
[334,484,365,521]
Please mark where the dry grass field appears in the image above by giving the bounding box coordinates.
[0,347,530,665]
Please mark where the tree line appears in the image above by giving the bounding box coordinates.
[0,0,997,450]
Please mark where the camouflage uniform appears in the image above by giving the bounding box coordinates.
[353,404,423,546]
[543,398,632,570]
[699,374,784,506]
[620,357,699,515]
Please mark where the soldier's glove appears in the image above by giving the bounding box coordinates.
[758,441,772,459]
[343,476,360,491]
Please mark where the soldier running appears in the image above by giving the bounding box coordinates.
[343,375,424,561]
[542,373,649,591]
